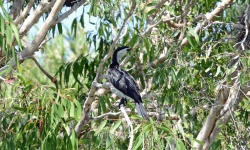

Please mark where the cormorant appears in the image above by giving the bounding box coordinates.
[108,46,149,120]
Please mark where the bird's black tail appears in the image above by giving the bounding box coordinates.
[135,103,149,120]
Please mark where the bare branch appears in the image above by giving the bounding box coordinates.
[55,0,88,24]
[92,111,121,120]
[142,19,163,36]
[193,59,242,149]
[119,24,128,40]
[0,76,6,82]
[234,4,250,50]
[30,56,58,91]
[18,0,56,38]
[38,38,52,49]
[203,74,242,149]
[14,0,35,25]
[193,80,230,149]
[10,0,25,20]
[181,0,234,47]
[120,105,134,150]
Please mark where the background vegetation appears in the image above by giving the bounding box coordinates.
[0,0,250,149]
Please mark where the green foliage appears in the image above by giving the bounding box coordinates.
[0,4,21,74]
[0,75,80,149]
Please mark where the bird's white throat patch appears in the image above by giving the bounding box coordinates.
[116,48,129,62]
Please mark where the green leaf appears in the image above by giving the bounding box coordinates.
[129,35,139,48]
[109,120,122,134]
[64,63,71,85]
[147,8,157,15]
[63,124,71,136]
[104,96,112,108]
[144,38,150,53]
[95,120,107,135]
[12,106,26,112]
[80,14,84,28]
[6,25,12,45]
[226,62,238,75]
[11,23,21,48]
[70,102,75,118]
[156,126,171,133]
[188,27,200,44]
[177,139,186,150]
[57,23,63,34]
[215,65,221,77]
[51,25,56,37]
[106,136,111,149]
[100,97,107,113]
[71,18,77,37]
[147,2,158,7]
[41,93,48,106]
[133,133,143,150]
[54,104,64,118]
[206,46,212,59]
[24,84,33,92]
[73,100,82,121]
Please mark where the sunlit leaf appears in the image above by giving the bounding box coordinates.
[109,120,122,134]
[95,120,107,135]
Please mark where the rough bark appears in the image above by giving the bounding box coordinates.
[193,3,250,149]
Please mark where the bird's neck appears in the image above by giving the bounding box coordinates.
[112,51,120,66]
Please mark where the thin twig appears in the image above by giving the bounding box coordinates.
[0,76,6,81]
[234,4,250,50]
[119,24,128,40]
[92,111,121,120]
[120,104,134,150]
[30,56,58,91]
[38,38,51,49]
[181,0,234,47]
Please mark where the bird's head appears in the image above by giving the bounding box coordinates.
[113,46,130,63]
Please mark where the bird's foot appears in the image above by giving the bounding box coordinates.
[119,98,127,108]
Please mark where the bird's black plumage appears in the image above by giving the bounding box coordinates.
[108,46,149,120]
[63,0,79,7]
[108,65,142,103]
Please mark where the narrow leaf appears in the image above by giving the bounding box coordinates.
[110,120,122,134]
[95,120,107,135]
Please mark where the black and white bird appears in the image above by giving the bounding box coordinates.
[108,46,149,120]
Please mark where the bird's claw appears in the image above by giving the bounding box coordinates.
[119,98,127,108]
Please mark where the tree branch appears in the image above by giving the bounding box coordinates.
[18,0,56,38]
[92,111,121,120]
[193,80,229,149]
[234,4,250,50]
[120,104,134,150]
[13,0,35,25]
[203,75,242,149]
[30,56,58,91]
[55,0,87,24]
[10,0,25,20]
[180,0,234,47]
